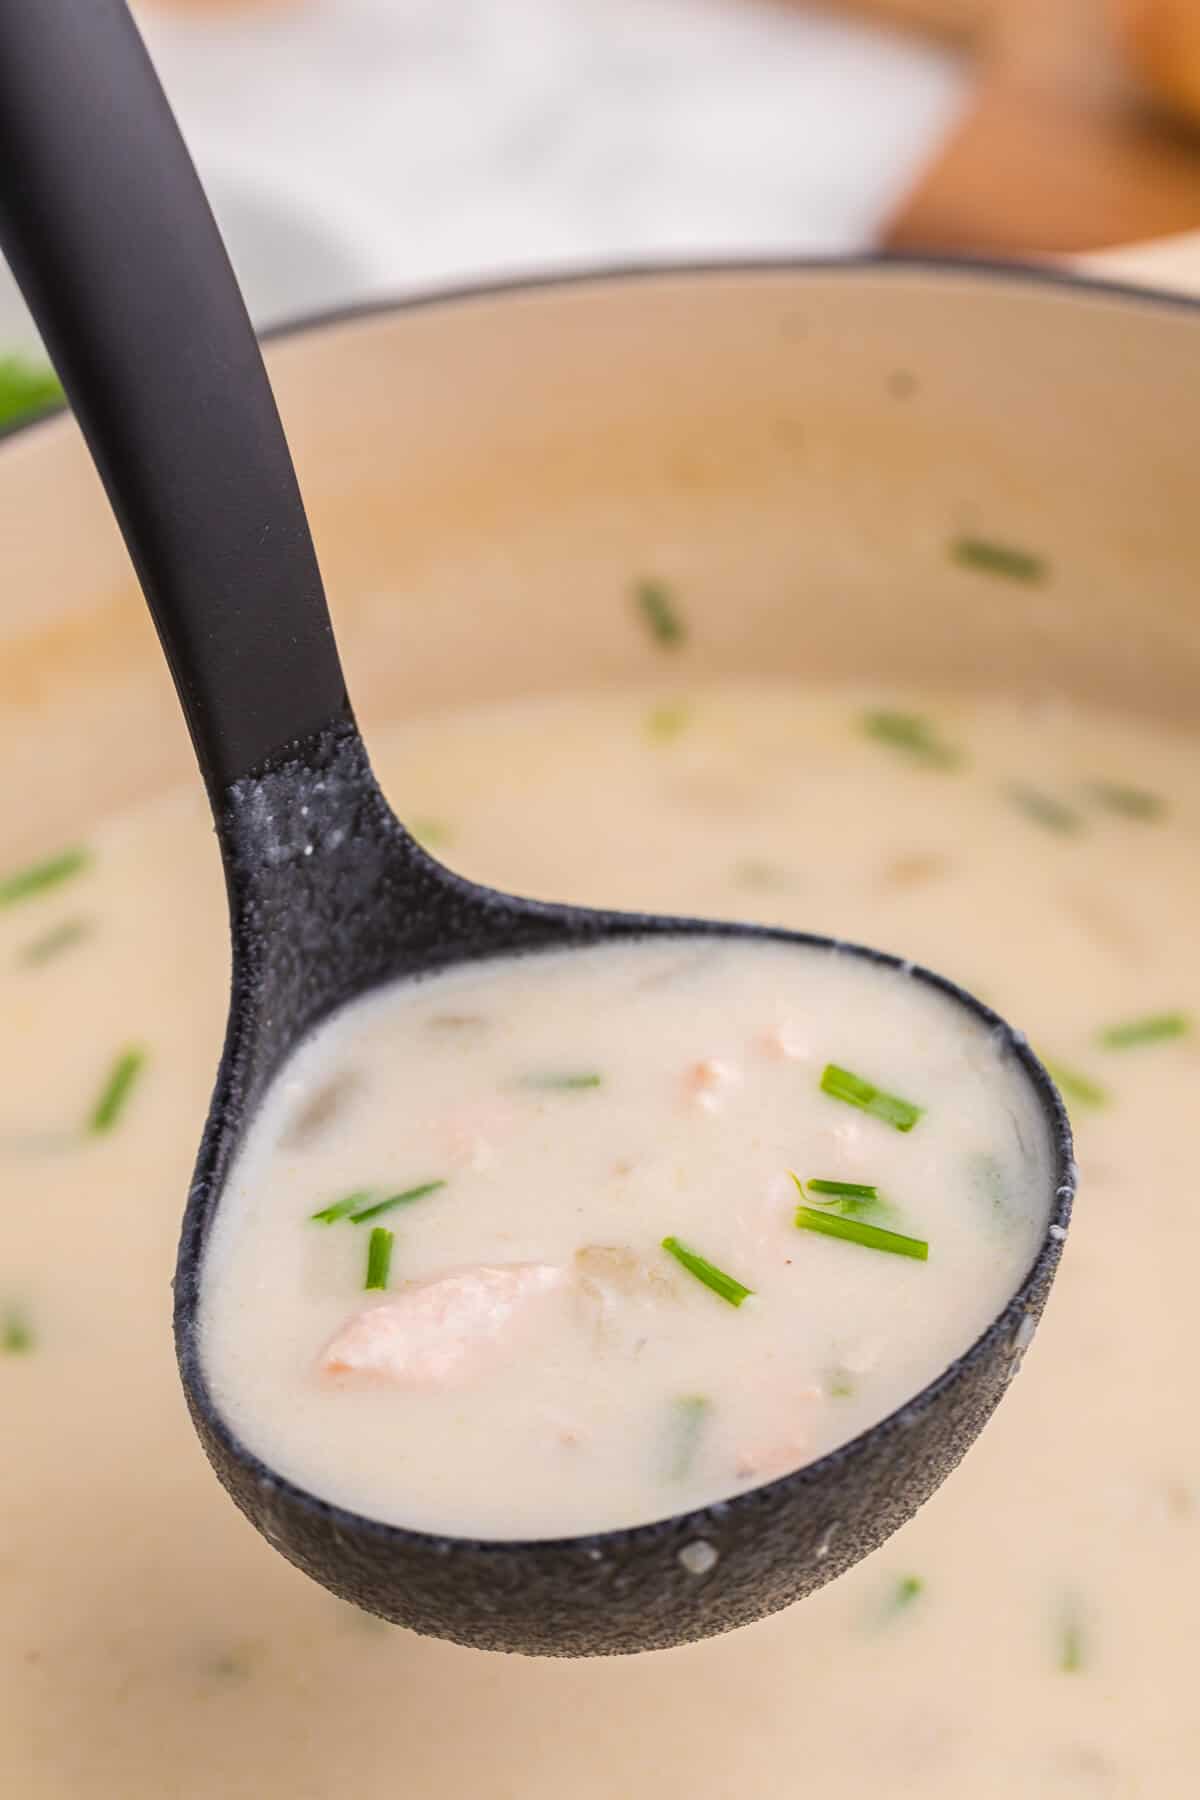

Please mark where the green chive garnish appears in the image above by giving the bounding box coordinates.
[661,1236,753,1307]
[828,1369,855,1399]
[88,1046,146,1135]
[2,1304,33,1354]
[409,818,453,850]
[1098,1012,1190,1050]
[951,535,1046,584]
[862,710,961,770]
[646,702,691,741]
[794,1204,928,1262]
[667,1394,711,1481]
[820,1064,923,1132]
[1085,779,1164,821]
[806,1179,879,1201]
[520,1072,603,1091]
[310,1190,373,1225]
[365,1228,393,1291]
[800,1177,889,1219]
[1007,785,1083,835]
[891,1575,924,1613]
[0,845,90,908]
[351,1180,446,1223]
[0,355,63,429]
[19,917,91,966]
[1059,1604,1085,1673]
[1042,1060,1109,1109]
[635,578,685,647]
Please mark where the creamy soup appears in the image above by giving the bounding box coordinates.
[3,679,1197,1795]
[200,936,1052,1538]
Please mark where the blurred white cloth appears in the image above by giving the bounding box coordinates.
[131,0,966,323]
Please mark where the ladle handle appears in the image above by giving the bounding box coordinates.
[0,0,350,797]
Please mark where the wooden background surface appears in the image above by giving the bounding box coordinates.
[830,0,1200,253]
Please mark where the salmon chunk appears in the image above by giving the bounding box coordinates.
[321,1263,566,1386]
[573,1244,676,1349]
[758,1021,809,1061]
[683,1057,741,1112]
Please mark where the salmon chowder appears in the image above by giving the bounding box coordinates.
[3,669,1196,1795]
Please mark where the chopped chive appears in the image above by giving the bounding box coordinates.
[1098,1012,1190,1050]
[1042,1059,1109,1109]
[1059,1605,1086,1673]
[87,1046,146,1135]
[364,1228,393,1291]
[646,702,691,742]
[667,1394,711,1481]
[861,710,962,770]
[635,578,685,647]
[2,1304,33,1354]
[794,1204,928,1262]
[351,1179,446,1224]
[800,1177,887,1219]
[0,355,63,428]
[18,917,91,966]
[311,1190,373,1225]
[0,845,90,908]
[828,1369,855,1399]
[520,1071,603,1091]
[661,1236,753,1307]
[950,535,1046,584]
[1006,784,1084,835]
[890,1575,924,1613]
[806,1179,879,1201]
[408,817,453,850]
[1085,779,1164,821]
[819,1064,923,1133]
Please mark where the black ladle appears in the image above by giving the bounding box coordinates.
[0,0,1074,1657]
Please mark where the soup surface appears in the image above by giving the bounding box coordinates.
[201,936,1052,1537]
[3,679,1197,1795]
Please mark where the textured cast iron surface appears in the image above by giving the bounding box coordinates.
[174,720,1075,1657]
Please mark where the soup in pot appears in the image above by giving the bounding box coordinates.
[3,677,1195,1795]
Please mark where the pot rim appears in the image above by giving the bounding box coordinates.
[4,246,1199,455]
